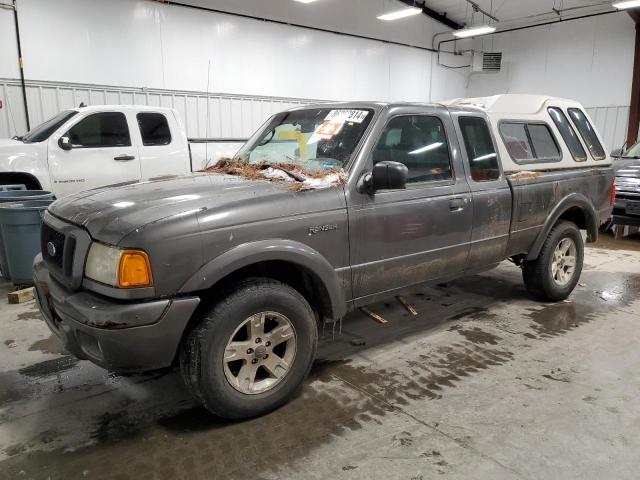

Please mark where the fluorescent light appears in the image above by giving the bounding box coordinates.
[409,142,443,155]
[613,0,640,9]
[377,7,422,21]
[293,0,318,3]
[453,25,496,38]
[472,153,497,162]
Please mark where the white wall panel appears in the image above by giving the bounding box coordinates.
[18,0,165,89]
[14,0,460,104]
[0,7,19,79]
[467,13,635,108]
[181,0,447,49]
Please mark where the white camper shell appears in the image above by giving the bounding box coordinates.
[445,94,612,173]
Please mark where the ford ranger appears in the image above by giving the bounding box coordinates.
[33,95,615,419]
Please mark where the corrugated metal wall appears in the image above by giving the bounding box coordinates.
[0,78,632,152]
[585,105,631,152]
[0,78,324,140]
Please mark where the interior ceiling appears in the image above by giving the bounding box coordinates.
[165,0,624,45]
[426,0,617,28]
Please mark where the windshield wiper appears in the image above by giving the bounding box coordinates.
[266,164,305,182]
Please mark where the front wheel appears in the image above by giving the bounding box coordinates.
[522,221,584,301]
[180,278,317,419]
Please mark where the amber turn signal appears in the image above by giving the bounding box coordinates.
[118,250,153,288]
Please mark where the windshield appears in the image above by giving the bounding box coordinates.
[21,110,78,143]
[236,108,374,172]
[623,141,640,159]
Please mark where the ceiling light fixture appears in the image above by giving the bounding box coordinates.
[409,142,443,155]
[453,25,497,38]
[612,0,640,9]
[293,0,319,3]
[377,6,422,21]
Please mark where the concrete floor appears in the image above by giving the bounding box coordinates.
[0,234,639,480]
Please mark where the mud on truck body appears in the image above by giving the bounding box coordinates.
[33,94,615,418]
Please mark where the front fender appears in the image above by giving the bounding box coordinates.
[526,193,597,261]
[178,239,347,319]
[0,143,50,190]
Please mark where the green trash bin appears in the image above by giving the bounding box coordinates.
[0,190,54,282]
[0,199,54,286]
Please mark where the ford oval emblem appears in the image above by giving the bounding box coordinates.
[46,242,57,257]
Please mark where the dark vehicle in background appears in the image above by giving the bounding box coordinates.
[33,95,614,419]
[611,143,640,226]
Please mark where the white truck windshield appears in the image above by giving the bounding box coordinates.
[21,110,78,143]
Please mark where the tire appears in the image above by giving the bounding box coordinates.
[180,278,318,419]
[522,221,584,302]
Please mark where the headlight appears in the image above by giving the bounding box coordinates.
[85,242,153,288]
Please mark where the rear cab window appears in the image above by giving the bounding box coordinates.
[137,112,172,146]
[567,108,606,160]
[499,122,561,164]
[548,107,587,162]
[458,116,500,181]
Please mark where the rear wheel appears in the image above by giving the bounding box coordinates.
[522,221,584,301]
[180,278,317,419]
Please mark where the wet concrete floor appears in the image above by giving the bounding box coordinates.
[0,242,639,479]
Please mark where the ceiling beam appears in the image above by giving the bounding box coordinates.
[397,0,463,30]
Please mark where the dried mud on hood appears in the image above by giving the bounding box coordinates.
[200,158,347,192]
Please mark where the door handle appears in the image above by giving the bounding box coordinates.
[114,155,135,161]
[449,198,466,212]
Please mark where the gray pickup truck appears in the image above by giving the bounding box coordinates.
[611,142,640,226]
[34,95,614,418]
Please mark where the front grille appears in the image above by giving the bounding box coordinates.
[616,176,640,194]
[40,212,91,291]
[41,222,66,269]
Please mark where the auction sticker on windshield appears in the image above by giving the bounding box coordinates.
[310,109,369,142]
[325,109,369,123]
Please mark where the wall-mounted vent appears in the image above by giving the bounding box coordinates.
[472,52,502,73]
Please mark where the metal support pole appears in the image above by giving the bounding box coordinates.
[12,0,30,131]
[626,11,640,147]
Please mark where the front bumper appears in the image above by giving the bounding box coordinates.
[611,212,640,227]
[612,196,640,226]
[33,254,200,372]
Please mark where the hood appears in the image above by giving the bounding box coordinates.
[0,138,24,147]
[48,172,313,244]
[614,158,640,194]
[0,140,45,171]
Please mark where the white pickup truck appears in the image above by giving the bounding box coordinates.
[0,105,240,197]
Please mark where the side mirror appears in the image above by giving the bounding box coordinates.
[58,136,72,151]
[359,160,408,193]
[611,148,623,158]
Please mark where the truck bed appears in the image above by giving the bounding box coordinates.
[505,167,614,258]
